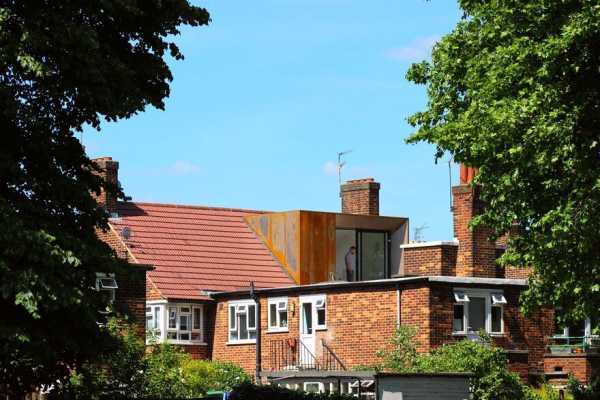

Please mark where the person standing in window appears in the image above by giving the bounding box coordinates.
[345,246,356,281]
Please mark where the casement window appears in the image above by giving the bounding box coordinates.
[315,297,327,329]
[452,289,505,335]
[268,298,288,332]
[146,302,204,344]
[229,300,257,343]
[95,273,118,302]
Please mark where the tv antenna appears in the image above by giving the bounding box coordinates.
[413,223,429,243]
[337,150,352,190]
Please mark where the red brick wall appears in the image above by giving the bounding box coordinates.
[212,283,554,383]
[213,287,399,374]
[452,185,498,278]
[340,178,380,216]
[403,245,457,277]
[427,284,553,381]
[544,355,600,384]
[97,224,147,337]
[92,157,119,214]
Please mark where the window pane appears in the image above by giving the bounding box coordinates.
[491,306,502,333]
[229,306,236,330]
[336,229,356,281]
[153,307,160,330]
[168,307,177,329]
[167,331,177,340]
[239,313,249,340]
[146,314,153,330]
[302,302,313,334]
[229,330,238,341]
[248,304,256,329]
[279,309,288,328]
[469,297,486,332]
[453,304,464,332]
[317,308,326,327]
[193,308,201,330]
[360,232,387,281]
[179,332,190,341]
[269,303,277,327]
[180,307,190,313]
[180,314,189,331]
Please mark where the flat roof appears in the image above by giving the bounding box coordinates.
[263,371,473,379]
[210,275,528,299]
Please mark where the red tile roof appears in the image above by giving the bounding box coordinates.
[109,202,295,300]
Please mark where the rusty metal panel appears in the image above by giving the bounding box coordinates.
[299,211,336,284]
[246,211,301,283]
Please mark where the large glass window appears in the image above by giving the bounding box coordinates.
[360,232,387,281]
[335,229,388,281]
[229,301,257,343]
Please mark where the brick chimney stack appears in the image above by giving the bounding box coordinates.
[92,157,119,215]
[452,164,498,277]
[340,178,380,216]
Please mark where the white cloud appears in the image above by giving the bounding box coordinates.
[386,35,440,62]
[169,160,201,175]
[323,161,339,176]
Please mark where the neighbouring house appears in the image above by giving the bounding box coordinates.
[94,157,599,390]
[93,157,152,338]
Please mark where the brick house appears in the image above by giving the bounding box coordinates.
[95,158,599,387]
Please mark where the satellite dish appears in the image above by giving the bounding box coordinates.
[121,226,132,240]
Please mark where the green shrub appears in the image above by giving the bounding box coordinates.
[48,317,250,399]
[143,342,193,398]
[375,326,530,400]
[183,359,251,395]
[527,383,573,400]
[229,382,354,400]
[567,374,600,400]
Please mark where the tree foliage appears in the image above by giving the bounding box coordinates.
[0,0,209,394]
[376,327,527,400]
[406,1,600,322]
[49,318,251,399]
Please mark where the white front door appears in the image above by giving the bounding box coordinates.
[299,298,316,366]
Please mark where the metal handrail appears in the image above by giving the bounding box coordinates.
[321,340,347,371]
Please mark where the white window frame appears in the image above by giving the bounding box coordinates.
[146,302,164,343]
[95,273,117,302]
[452,288,504,336]
[315,297,327,330]
[267,297,289,333]
[554,317,598,338]
[146,301,205,345]
[228,299,257,344]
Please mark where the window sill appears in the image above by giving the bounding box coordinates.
[316,327,327,331]
[266,329,289,334]
[226,340,256,346]
[146,340,208,346]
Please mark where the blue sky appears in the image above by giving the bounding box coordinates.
[85,0,462,241]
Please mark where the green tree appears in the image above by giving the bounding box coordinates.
[406,1,600,323]
[376,327,528,400]
[0,1,209,395]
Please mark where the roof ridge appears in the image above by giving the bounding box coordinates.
[118,201,269,214]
